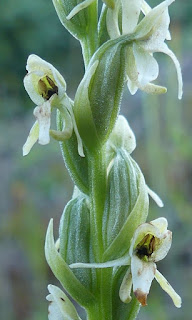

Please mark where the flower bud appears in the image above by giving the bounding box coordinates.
[103,117,149,260]
[106,115,136,162]
[103,149,148,253]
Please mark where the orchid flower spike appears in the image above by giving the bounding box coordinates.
[23,54,84,157]
[120,217,182,308]
[46,284,82,320]
[107,0,183,99]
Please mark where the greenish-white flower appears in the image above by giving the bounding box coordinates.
[120,217,181,307]
[23,54,84,157]
[69,217,181,308]
[107,0,183,99]
[23,54,66,156]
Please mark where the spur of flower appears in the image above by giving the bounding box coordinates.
[23,54,84,157]
[69,217,181,308]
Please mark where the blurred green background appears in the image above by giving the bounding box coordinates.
[0,0,191,319]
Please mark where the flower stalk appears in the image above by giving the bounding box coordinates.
[23,0,183,319]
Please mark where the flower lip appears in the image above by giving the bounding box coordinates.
[38,75,58,100]
[135,234,157,260]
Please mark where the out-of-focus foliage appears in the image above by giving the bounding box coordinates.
[0,0,192,319]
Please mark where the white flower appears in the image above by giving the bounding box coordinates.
[69,217,181,308]
[23,54,84,157]
[107,0,183,99]
[120,217,182,308]
[23,54,66,156]
[46,284,81,320]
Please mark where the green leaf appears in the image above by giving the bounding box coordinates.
[45,219,96,307]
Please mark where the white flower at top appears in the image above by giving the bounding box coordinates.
[107,0,183,99]
[23,54,66,156]
[23,54,84,157]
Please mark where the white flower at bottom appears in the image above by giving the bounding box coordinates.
[120,217,182,307]
[46,284,81,320]
[68,217,181,308]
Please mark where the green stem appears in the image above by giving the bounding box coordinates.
[86,149,114,319]
[88,149,106,261]
[126,297,140,320]
[87,269,113,320]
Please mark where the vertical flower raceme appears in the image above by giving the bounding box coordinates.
[23,54,84,157]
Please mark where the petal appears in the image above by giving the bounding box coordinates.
[141,0,151,15]
[24,72,45,105]
[155,43,183,99]
[121,0,142,35]
[33,101,51,145]
[133,43,159,86]
[146,185,164,207]
[106,3,121,39]
[150,217,168,233]
[134,0,174,40]
[142,7,170,51]
[126,45,139,94]
[66,0,95,20]
[155,270,182,308]
[141,0,171,40]
[131,255,156,306]
[127,77,138,95]
[47,284,81,320]
[23,120,39,156]
[119,267,132,303]
[151,230,172,262]
[138,82,167,95]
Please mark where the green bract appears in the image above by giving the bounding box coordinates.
[52,0,97,39]
[73,36,134,153]
[59,192,94,290]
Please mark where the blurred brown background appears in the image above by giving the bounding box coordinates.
[0,0,192,319]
